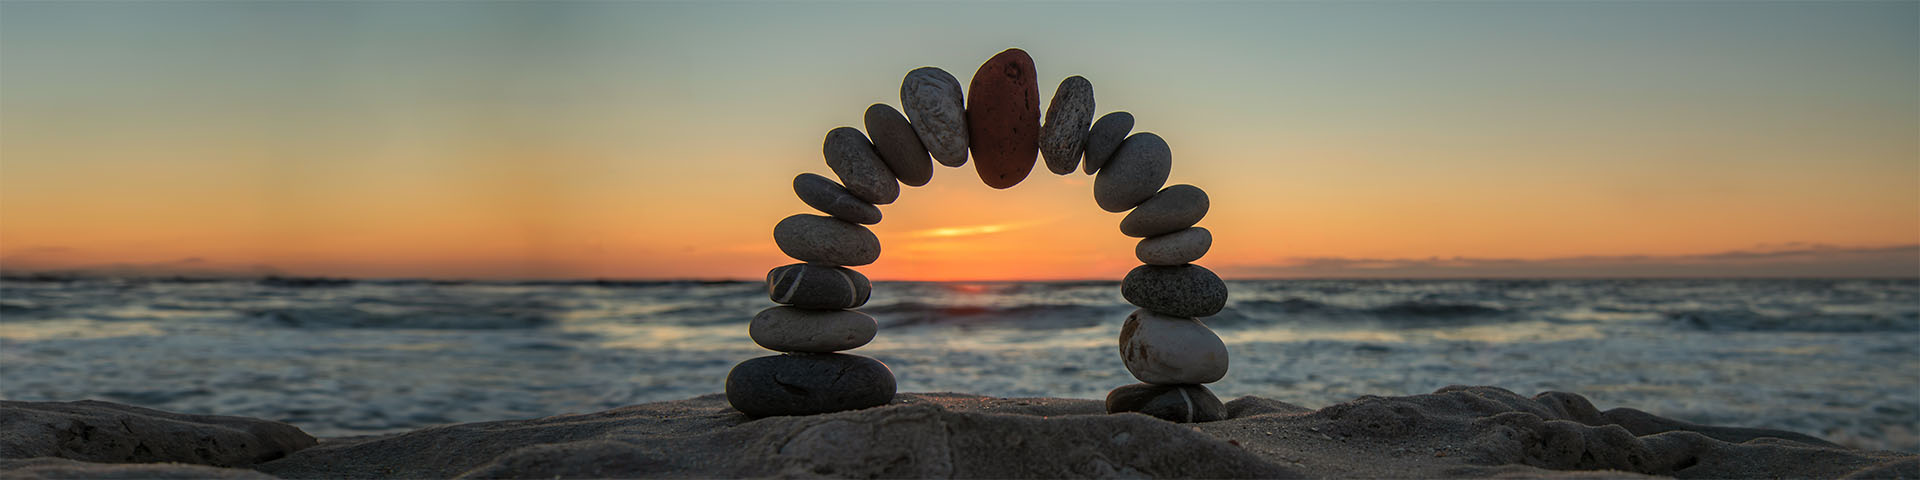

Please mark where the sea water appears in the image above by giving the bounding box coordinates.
[1,278,1915,451]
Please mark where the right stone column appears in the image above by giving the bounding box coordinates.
[1092,129,1229,423]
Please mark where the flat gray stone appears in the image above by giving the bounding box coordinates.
[1082,112,1134,174]
[1118,309,1229,385]
[823,127,899,205]
[1137,227,1212,266]
[1039,76,1094,175]
[749,306,878,353]
[1120,184,1209,237]
[773,214,880,266]
[1106,383,1227,423]
[766,263,872,309]
[1121,264,1227,317]
[1094,133,1171,212]
[865,103,933,187]
[793,173,881,225]
[901,67,970,167]
[725,353,896,417]
[0,400,315,467]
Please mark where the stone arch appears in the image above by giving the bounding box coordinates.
[726,49,1231,424]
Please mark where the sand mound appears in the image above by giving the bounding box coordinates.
[6,387,1912,478]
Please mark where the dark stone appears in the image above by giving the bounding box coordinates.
[1039,75,1094,175]
[772,214,880,267]
[1082,111,1134,174]
[766,263,871,309]
[725,353,896,417]
[1094,133,1172,212]
[823,127,899,205]
[1120,184,1209,238]
[792,173,881,225]
[966,48,1040,189]
[1121,264,1228,317]
[0,400,315,467]
[864,103,933,187]
[1106,383,1227,423]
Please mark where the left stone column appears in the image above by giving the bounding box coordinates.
[725,128,900,417]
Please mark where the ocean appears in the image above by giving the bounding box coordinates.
[1,278,1915,452]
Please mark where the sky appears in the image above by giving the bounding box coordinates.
[1,1,1915,281]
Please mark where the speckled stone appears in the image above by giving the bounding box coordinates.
[823,127,899,205]
[725,353,896,417]
[1118,309,1229,384]
[864,103,933,187]
[1136,227,1212,266]
[1106,383,1227,423]
[1120,185,1209,238]
[966,48,1040,189]
[748,306,877,353]
[792,173,881,225]
[766,263,872,309]
[1039,76,1094,175]
[773,214,880,266]
[1082,112,1134,174]
[1120,264,1227,317]
[900,67,969,167]
[1094,133,1171,212]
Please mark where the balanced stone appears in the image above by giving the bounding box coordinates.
[1082,112,1134,174]
[1136,227,1212,266]
[725,353,896,417]
[1118,309,1229,384]
[966,48,1040,189]
[1094,133,1171,212]
[823,127,899,205]
[793,173,881,225]
[773,214,880,266]
[1038,76,1094,175]
[1106,383,1227,423]
[748,306,877,353]
[766,263,872,309]
[864,104,933,187]
[1120,184,1209,238]
[1121,264,1227,317]
[900,67,969,167]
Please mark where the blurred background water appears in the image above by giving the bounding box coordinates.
[1,277,1915,451]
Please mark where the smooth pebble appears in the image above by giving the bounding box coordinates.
[773,214,880,266]
[1121,264,1228,317]
[1094,133,1171,212]
[1136,227,1212,266]
[792,173,881,225]
[748,306,878,353]
[1039,76,1094,175]
[725,353,895,417]
[823,127,899,205]
[1120,184,1209,238]
[900,67,970,167]
[1118,309,1229,384]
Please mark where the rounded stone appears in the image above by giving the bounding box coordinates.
[748,306,877,353]
[1121,264,1227,317]
[1039,76,1094,175]
[864,104,933,187]
[773,214,880,266]
[793,173,881,225]
[766,263,872,309]
[1136,227,1212,266]
[1120,185,1209,238]
[823,127,899,205]
[900,67,969,167]
[1106,383,1227,423]
[1094,133,1171,212]
[1118,309,1229,384]
[1082,112,1134,174]
[725,353,896,417]
[966,48,1040,189]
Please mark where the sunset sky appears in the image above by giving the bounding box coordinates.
[2,2,1915,280]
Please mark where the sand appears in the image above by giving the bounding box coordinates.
[4,386,1913,479]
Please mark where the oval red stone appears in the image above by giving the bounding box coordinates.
[965,48,1039,189]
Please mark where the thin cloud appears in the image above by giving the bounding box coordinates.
[907,220,1053,239]
[1217,244,1920,278]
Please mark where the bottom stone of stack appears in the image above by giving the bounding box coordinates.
[725,353,896,417]
[1105,383,1226,423]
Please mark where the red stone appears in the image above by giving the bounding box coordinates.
[966,48,1039,189]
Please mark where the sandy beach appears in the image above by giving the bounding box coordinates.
[4,386,1913,479]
